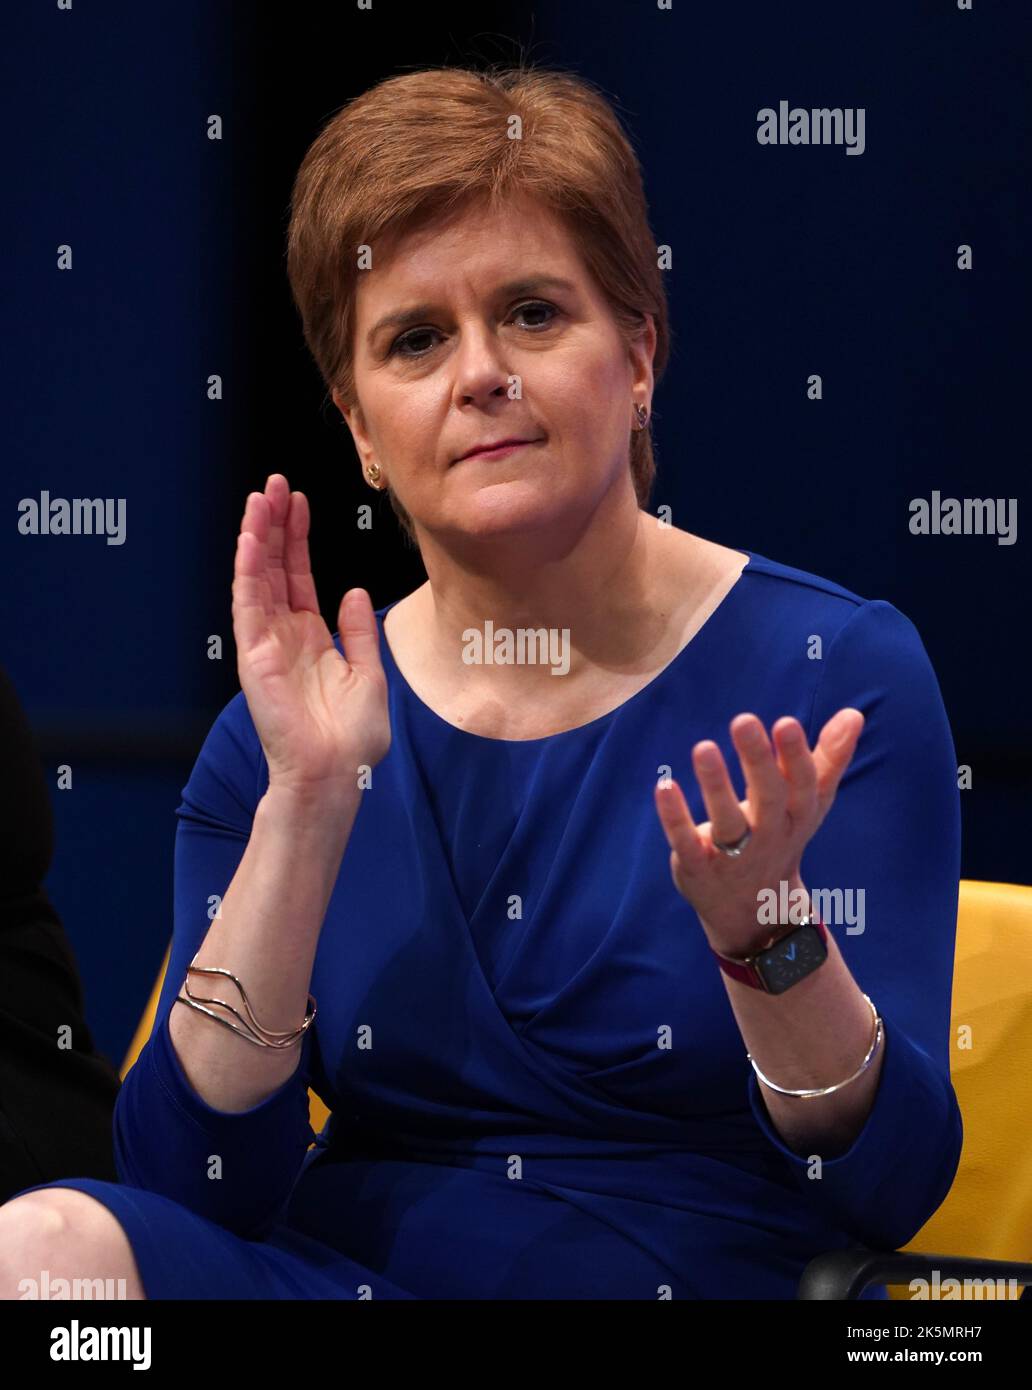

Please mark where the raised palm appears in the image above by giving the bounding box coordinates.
[232,474,391,796]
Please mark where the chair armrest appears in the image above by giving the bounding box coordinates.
[798,1245,1032,1299]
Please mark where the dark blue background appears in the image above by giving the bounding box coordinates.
[3,0,1029,1069]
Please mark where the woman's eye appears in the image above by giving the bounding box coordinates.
[511,300,558,330]
[389,328,439,358]
[388,301,559,359]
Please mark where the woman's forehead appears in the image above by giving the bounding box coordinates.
[377,196,576,272]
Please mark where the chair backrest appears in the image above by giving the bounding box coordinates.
[886,879,1032,1298]
[121,944,331,1142]
[123,881,1032,1248]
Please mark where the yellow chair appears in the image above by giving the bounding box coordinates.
[123,882,1032,1295]
[802,880,1032,1299]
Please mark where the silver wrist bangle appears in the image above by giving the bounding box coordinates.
[172,953,317,1049]
[173,994,312,1048]
[748,992,883,1099]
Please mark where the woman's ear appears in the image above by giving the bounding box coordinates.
[333,390,363,448]
[333,391,379,483]
[629,312,656,398]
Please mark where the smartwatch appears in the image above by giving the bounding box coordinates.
[710,913,829,995]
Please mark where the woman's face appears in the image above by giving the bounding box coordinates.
[338,193,654,546]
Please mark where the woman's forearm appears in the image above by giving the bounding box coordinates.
[167,783,360,1113]
[719,921,886,1158]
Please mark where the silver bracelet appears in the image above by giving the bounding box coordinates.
[173,993,313,1048]
[748,992,883,1099]
[172,953,316,1049]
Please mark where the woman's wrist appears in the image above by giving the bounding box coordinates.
[262,778,362,827]
[701,872,812,959]
[256,782,364,882]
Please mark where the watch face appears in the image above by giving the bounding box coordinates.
[757,924,828,994]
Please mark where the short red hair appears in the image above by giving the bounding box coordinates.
[286,62,670,546]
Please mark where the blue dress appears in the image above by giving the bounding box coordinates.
[14,549,963,1299]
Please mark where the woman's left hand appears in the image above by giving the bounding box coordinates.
[654,708,865,956]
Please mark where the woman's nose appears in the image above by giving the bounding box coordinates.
[452,320,511,379]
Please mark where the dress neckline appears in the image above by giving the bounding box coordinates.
[376,551,755,747]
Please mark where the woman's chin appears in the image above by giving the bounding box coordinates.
[445,483,564,535]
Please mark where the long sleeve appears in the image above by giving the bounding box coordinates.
[746,598,964,1252]
[0,664,121,1202]
[113,690,319,1239]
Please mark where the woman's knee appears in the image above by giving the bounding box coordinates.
[0,1189,146,1299]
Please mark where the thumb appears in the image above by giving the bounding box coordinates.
[337,588,384,675]
[813,707,864,792]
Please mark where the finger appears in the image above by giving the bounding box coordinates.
[812,708,865,804]
[336,587,384,676]
[263,474,292,611]
[729,714,784,825]
[771,717,818,821]
[243,491,274,611]
[691,740,750,846]
[283,491,320,615]
[232,494,274,652]
[654,777,708,877]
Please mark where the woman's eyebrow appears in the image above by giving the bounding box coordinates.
[366,275,578,346]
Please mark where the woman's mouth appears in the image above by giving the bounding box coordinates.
[454,438,544,464]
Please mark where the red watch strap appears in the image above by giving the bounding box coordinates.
[711,916,828,989]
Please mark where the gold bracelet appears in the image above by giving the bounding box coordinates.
[747,992,883,1099]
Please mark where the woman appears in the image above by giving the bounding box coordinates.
[0,63,961,1300]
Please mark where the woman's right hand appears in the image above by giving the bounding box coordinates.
[232,473,391,800]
